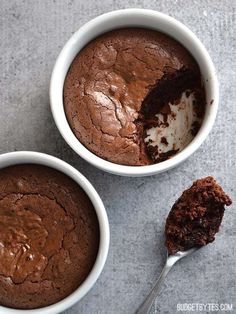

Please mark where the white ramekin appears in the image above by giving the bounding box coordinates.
[50,8,218,177]
[0,151,110,314]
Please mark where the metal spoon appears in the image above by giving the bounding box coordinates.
[136,247,198,314]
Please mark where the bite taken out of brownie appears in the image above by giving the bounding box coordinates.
[165,177,232,255]
[64,28,206,166]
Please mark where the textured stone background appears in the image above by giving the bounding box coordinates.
[0,1,235,313]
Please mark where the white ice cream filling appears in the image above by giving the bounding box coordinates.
[145,91,201,157]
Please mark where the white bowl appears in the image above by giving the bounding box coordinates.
[50,8,218,177]
[0,151,110,314]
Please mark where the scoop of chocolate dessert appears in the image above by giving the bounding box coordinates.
[165,176,232,255]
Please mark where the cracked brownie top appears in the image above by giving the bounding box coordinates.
[0,165,99,309]
[64,28,205,166]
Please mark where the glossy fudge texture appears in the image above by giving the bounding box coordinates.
[0,165,99,309]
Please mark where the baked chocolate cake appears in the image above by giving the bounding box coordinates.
[64,28,205,165]
[165,177,232,255]
[0,165,99,309]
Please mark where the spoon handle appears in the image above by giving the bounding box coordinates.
[135,253,182,314]
[135,261,172,314]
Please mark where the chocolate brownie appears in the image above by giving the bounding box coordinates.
[0,165,99,309]
[64,28,205,165]
[165,177,232,255]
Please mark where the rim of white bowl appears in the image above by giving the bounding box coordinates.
[50,8,219,177]
[0,151,110,314]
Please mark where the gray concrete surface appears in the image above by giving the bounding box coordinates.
[0,1,235,313]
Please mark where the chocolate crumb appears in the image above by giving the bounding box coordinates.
[185,90,191,97]
[161,137,168,145]
[191,121,201,136]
